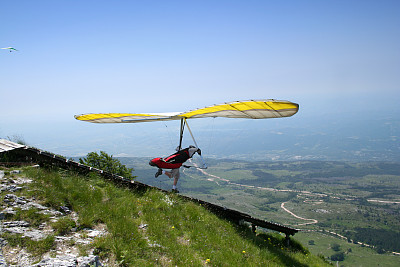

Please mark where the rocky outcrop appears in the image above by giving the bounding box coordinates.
[32,255,101,267]
[0,169,105,266]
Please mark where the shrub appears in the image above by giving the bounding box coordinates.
[330,252,345,261]
[331,243,340,251]
[79,151,136,180]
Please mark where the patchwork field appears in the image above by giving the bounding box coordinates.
[121,158,400,266]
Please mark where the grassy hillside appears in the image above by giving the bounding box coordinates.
[1,166,330,266]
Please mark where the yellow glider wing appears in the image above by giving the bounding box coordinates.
[74,99,299,123]
[180,99,299,119]
[74,112,182,123]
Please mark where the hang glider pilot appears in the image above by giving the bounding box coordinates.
[149,146,201,192]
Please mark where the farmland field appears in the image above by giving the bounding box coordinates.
[121,158,400,266]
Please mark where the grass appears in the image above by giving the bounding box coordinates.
[1,232,55,258]
[295,231,400,267]
[6,207,51,227]
[51,216,76,235]
[18,167,330,266]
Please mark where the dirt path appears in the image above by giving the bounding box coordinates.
[280,202,318,226]
[367,199,400,204]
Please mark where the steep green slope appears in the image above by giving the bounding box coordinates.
[9,167,330,266]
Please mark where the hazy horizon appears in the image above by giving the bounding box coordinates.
[1,1,399,161]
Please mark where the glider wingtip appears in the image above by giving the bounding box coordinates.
[291,103,300,117]
[74,114,87,121]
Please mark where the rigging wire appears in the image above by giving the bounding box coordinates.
[163,122,176,151]
[184,118,207,169]
[205,117,216,159]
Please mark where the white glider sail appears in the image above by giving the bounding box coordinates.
[74,99,299,123]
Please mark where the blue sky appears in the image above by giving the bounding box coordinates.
[1,0,399,157]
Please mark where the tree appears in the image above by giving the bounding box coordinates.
[331,243,340,252]
[79,151,136,180]
[330,252,345,261]
[375,246,385,254]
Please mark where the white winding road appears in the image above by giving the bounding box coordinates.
[280,202,318,226]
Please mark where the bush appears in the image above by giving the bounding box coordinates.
[330,252,345,261]
[7,135,27,145]
[375,246,385,254]
[331,243,340,251]
[79,151,136,180]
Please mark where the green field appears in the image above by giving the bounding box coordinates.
[122,158,400,266]
[295,231,400,267]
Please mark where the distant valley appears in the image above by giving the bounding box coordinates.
[120,158,400,266]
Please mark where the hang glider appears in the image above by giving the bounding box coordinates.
[75,99,299,169]
[1,47,18,52]
[74,99,299,123]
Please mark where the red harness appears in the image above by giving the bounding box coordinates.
[150,149,190,169]
[149,157,182,169]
